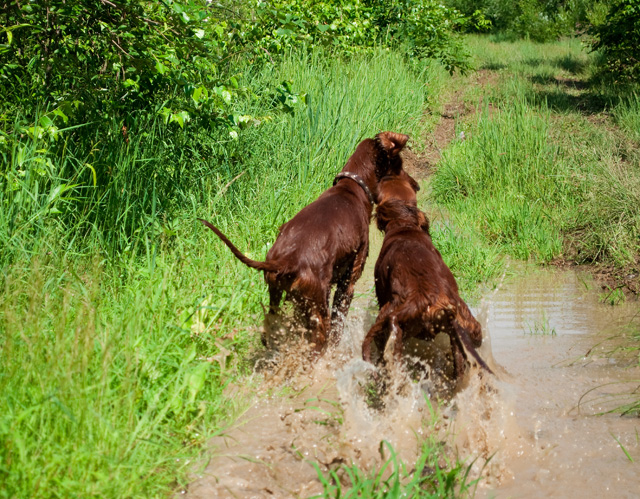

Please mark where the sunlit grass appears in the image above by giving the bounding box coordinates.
[0,48,455,498]
[431,94,569,264]
[431,35,640,271]
[312,440,477,498]
[312,399,481,498]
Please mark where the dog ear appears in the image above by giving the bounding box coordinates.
[404,171,420,192]
[375,204,390,231]
[418,210,430,234]
[376,132,409,157]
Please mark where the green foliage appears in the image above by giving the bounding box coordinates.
[613,92,640,142]
[0,0,239,126]
[0,47,447,497]
[446,0,610,41]
[588,0,640,81]
[235,0,480,73]
[524,310,557,335]
[428,218,503,299]
[0,0,481,269]
[379,0,485,74]
[0,0,476,133]
[245,0,374,55]
[599,285,627,306]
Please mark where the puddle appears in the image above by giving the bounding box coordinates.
[184,301,434,498]
[184,253,640,498]
[471,268,640,498]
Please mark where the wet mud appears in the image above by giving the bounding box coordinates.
[185,243,640,498]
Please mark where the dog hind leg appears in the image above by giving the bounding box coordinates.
[262,285,284,348]
[363,302,394,364]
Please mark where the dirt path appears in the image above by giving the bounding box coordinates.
[184,66,640,498]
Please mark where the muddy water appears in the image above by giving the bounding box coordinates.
[469,268,640,498]
[184,286,433,498]
[185,257,640,498]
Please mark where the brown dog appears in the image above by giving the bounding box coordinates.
[362,199,490,380]
[200,132,410,353]
[377,171,429,233]
[377,170,420,206]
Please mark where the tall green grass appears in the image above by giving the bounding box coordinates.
[431,95,569,263]
[613,93,640,143]
[0,48,453,498]
[431,35,640,269]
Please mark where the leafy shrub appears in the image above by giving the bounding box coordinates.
[1,1,478,128]
[236,0,481,74]
[371,0,488,73]
[446,0,610,41]
[0,1,239,127]
[588,0,640,81]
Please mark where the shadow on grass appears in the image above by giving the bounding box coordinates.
[529,74,590,91]
[529,88,613,114]
[526,68,620,116]
[481,62,508,71]
[523,54,589,75]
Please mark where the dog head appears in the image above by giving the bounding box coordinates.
[374,131,409,181]
[339,132,410,205]
[376,198,430,234]
[376,199,416,231]
[377,169,420,206]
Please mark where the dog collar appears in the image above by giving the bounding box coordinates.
[333,172,376,205]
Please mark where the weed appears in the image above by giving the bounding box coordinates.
[297,397,345,427]
[599,286,627,306]
[524,310,557,336]
[312,439,477,498]
[611,433,635,463]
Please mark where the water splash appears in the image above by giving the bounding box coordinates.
[185,267,640,498]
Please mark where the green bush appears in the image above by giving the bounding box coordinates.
[0,1,237,126]
[377,0,484,73]
[588,0,640,81]
[0,0,476,129]
[446,0,610,41]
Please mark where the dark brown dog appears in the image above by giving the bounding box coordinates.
[362,199,491,380]
[200,132,410,353]
[377,170,420,206]
[377,171,429,233]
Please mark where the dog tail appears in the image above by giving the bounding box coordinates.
[446,307,493,375]
[198,218,280,273]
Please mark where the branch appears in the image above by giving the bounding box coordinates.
[111,38,131,58]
